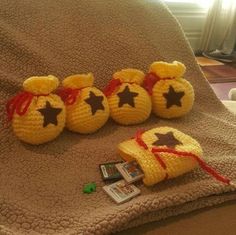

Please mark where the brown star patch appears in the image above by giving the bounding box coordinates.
[37,101,62,127]
[85,91,104,115]
[163,85,185,109]
[117,86,138,107]
[152,131,182,148]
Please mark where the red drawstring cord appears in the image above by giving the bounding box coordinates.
[134,130,231,184]
[6,91,49,121]
[57,88,81,105]
[134,129,169,178]
[143,72,172,95]
[152,148,230,184]
[6,91,34,121]
[134,129,148,149]
[103,79,122,97]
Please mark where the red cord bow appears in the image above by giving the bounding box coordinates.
[103,79,122,97]
[143,73,172,95]
[152,148,230,184]
[134,130,231,184]
[6,91,49,121]
[57,88,81,105]
[6,91,34,121]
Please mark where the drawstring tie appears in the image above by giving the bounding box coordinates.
[57,88,81,105]
[143,72,172,95]
[103,79,122,97]
[134,130,231,184]
[6,91,47,121]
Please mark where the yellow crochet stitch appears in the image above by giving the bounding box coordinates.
[104,69,152,125]
[118,127,203,186]
[61,73,109,134]
[11,75,66,145]
[144,61,194,119]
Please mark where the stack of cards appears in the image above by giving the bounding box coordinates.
[101,160,144,204]
[103,180,141,204]
[115,161,144,183]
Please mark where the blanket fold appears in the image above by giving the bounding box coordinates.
[0,0,235,234]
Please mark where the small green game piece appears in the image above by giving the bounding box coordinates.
[83,182,96,194]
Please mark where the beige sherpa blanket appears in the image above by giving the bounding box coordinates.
[0,0,236,234]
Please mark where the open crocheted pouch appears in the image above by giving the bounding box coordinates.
[118,127,230,186]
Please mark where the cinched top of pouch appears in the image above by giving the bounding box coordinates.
[149,61,186,79]
[23,75,59,95]
[113,69,145,85]
[62,73,94,89]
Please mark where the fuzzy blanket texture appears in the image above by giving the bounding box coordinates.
[0,0,236,234]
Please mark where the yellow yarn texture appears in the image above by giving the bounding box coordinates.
[62,73,109,134]
[148,61,194,119]
[107,69,152,125]
[118,126,203,186]
[12,76,65,145]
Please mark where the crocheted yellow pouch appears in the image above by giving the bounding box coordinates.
[118,127,230,186]
[143,61,194,119]
[58,73,109,134]
[6,75,66,145]
[103,69,151,125]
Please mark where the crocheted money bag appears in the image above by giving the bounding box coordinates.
[118,127,230,186]
[143,61,194,119]
[103,69,151,125]
[6,75,66,145]
[58,73,109,134]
